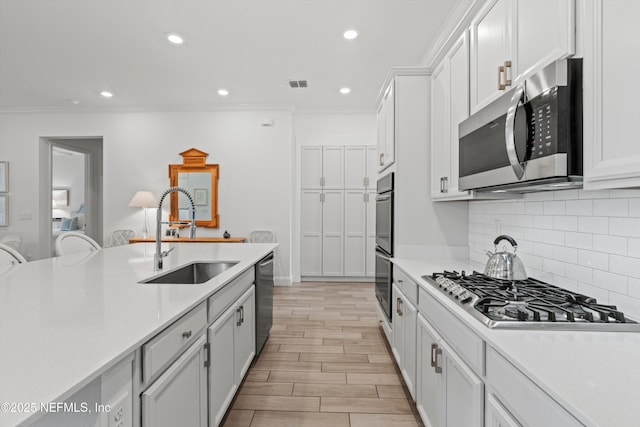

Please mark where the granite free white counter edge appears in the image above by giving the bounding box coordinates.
[0,242,277,427]
[392,257,640,427]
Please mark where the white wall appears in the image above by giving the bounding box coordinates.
[0,110,294,284]
[292,112,377,281]
[469,189,640,319]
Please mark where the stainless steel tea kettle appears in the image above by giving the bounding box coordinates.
[484,235,527,280]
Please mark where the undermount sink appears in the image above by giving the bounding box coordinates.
[141,261,239,284]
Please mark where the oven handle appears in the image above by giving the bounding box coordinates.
[375,194,392,202]
[505,84,526,180]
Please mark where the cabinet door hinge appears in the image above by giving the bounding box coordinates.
[204,342,211,368]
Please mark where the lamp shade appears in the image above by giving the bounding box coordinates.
[128,191,158,208]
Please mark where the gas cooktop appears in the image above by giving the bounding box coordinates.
[421,271,640,331]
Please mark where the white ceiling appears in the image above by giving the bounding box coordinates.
[0,0,457,112]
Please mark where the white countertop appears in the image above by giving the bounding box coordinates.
[0,242,277,427]
[393,257,640,427]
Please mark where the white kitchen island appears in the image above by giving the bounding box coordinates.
[0,242,277,427]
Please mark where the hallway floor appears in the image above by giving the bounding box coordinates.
[221,282,423,427]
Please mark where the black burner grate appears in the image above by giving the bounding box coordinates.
[423,271,635,324]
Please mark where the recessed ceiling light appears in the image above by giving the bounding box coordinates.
[218,89,229,96]
[343,30,358,40]
[340,87,351,95]
[100,91,113,98]
[166,33,185,45]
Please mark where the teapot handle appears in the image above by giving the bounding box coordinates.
[493,235,518,249]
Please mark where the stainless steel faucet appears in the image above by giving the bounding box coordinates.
[155,187,197,270]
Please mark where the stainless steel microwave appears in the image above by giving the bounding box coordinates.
[458,59,583,192]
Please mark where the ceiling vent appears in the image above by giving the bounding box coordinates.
[288,80,308,88]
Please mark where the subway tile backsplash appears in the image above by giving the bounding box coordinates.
[469,189,640,319]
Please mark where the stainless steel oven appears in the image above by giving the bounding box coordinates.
[375,173,393,322]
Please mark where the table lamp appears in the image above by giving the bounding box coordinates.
[128,191,158,238]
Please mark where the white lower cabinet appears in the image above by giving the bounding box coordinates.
[391,277,417,399]
[416,313,444,427]
[416,313,484,427]
[485,393,520,427]
[141,335,208,427]
[486,346,582,426]
[209,285,255,427]
[301,187,375,279]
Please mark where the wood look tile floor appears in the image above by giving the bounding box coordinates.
[222,282,424,427]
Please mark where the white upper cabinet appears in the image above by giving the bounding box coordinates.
[431,32,473,200]
[322,146,345,189]
[377,81,396,171]
[300,146,323,189]
[470,0,512,113]
[300,146,344,189]
[470,0,575,113]
[514,0,575,81]
[344,145,377,189]
[431,58,450,198]
[583,0,640,189]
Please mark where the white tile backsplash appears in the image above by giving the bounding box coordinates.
[593,198,629,217]
[593,234,627,255]
[577,249,608,271]
[553,215,578,231]
[469,189,640,319]
[543,200,566,215]
[578,216,609,234]
[564,232,593,250]
[629,198,640,217]
[566,199,593,216]
[610,218,640,238]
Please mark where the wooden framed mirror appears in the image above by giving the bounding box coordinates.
[168,148,219,228]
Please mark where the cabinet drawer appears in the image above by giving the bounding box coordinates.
[142,302,207,383]
[394,267,418,305]
[208,268,255,323]
[418,287,484,375]
[486,347,582,426]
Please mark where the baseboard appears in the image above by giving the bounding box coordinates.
[301,276,374,283]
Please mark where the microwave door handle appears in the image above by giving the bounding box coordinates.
[505,85,526,180]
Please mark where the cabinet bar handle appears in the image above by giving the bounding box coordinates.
[379,153,384,166]
[431,343,442,373]
[498,65,506,90]
[504,61,512,86]
[321,177,325,187]
[430,343,438,367]
[182,330,192,339]
[240,306,245,325]
[236,307,242,326]
[204,342,211,368]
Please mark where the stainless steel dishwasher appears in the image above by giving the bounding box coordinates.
[255,252,274,355]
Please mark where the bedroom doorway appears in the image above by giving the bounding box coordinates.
[38,137,103,258]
